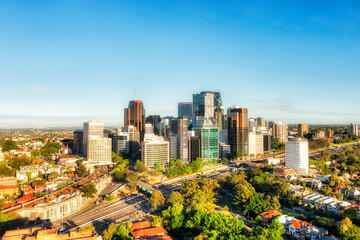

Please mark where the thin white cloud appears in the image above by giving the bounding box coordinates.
[23,85,49,91]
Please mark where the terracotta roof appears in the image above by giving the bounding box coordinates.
[131,221,152,231]
[131,227,167,239]
[259,210,282,219]
[288,220,310,230]
[334,186,346,192]
[17,193,35,203]
[0,185,18,190]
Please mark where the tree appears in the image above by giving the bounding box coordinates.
[113,222,132,240]
[135,160,148,173]
[176,159,183,168]
[149,191,165,212]
[31,149,41,157]
[189,158,204,172]
[343,208,358,221]
[1,140,19,151]
[154,163,161,170]
[248,167,263,179]
[167,191,184,206]
[0,198,5,210]
[102,223,118,240]
[125,170,138,191]
[82,181,97,198]
[152,216,163,227]
[76,166,87,178]
[243,193,271,219]
[180,178,219,208]
[48,172,58,182]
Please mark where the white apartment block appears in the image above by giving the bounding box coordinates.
[249,132,264,156]
[83,120,104,156]
[87,136,112,165]
[285,137,309,174]
[141,134,169,168]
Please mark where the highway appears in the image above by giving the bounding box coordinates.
[52,193,150,233]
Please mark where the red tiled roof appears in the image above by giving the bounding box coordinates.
[288,220,310,230]
[17,193,35,203]
[131,227,167,239]
[35,184,47,190]
[334,186,346,192]
[131,221,152,231]
[345,204,360,211]
[0,185,18,190]
[259,210,282,219]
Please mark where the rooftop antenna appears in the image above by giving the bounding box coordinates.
[134,88,137,100]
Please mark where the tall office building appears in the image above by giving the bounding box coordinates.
[124,100,145,140]
[87,136,112,165]
[285,138,309,174]
[248,132,264,156]
[170,116,189,163]
[141,135,169,168]
[249,118,257,130]
[178,102,193,121]
[73,129,83,155]
[112,129,128,155]
[193,125,219,159]
[158,119,170,137]
[193,91,222,123]
[122,125,140,156]
[83,121,104,157]
[269,121,288,143]
[188,135,201,161]
[257,117,266,128]
[227,107,249,156]
[145,115,161,135]
[349,123,359,136]
[168,136,178,160]
[298,124,309,137]
[263,135,272,152]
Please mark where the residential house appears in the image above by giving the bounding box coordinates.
[259,210,282,225]
[130,221,172,240]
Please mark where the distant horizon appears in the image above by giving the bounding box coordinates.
[1,1,360,127]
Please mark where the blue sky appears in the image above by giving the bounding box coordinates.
[1,0,360,127]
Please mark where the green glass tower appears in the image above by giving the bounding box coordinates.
[193,125,219,159]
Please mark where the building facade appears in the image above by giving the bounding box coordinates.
[124,100,145,139]
[227,107,249,156]
[73,129,83,155]
[112,129,128,155]
[87,136,112,164]
[83,121,104,156]
[285,138,309,174]
[269,121,288,143]
[141,135,169,168]
[193,125,219,159]
[349,123,359,136]
[122,125,141,156]
[145,115,161,135]
[298,124,309,137]
[170,116,189,163]
[178,102,193,122]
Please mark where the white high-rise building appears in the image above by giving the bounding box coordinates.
[248,132,264,156]
[142,134,169,168]
[83,121,104,156]
[285,138,309,175]
[87,136,112,165]
[349,123,359,136]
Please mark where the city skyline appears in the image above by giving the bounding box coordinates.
[1,1,360,127]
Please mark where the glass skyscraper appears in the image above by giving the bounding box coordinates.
[193,125,219,159]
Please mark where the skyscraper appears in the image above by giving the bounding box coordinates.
[170,116,189,163]
[178,102,193,121]
[285,138,309,174]
[145,115,161,135]
[193,124,219,159]
[122,125,140,156]
[73,129,83,155]
[83,121,104,156]
[269,121,288,143]
[112,129,128,155]
[227,107,249,156]
[124,100,145,139]
[298,124,309,137]
[257,117,266,128]
[193,91,222,121]
[349,123,359,136]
